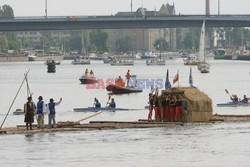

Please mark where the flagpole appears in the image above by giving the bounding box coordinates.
[178,70,179,88]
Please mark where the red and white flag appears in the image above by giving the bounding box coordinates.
[173,70,179,84]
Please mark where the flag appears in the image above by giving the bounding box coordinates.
[173,70,179,84]
[189,67,193,87]
[165,69,172,90]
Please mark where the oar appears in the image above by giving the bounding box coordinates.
[225,89,231,97]
[106,95,111,107]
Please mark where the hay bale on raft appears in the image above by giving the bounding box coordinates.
[162,87,213,122]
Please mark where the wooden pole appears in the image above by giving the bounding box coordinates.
[0,70,30,129]
[77,110,103,123]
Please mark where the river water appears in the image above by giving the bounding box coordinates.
[0,59,250,166]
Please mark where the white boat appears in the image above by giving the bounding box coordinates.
[183,54,200,65]
[27,54,36,61]
[197,20,210,72]
[146,59,166,66]
[72,57,90,65]
[110,59,134,66]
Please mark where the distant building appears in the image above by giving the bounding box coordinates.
[107,3,177,52]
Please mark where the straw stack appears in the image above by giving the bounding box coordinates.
[162,87,213,122]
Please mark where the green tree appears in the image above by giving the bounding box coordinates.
[90,30,108,53]
[0,34,8,50]
[8,40,19,50]
[115,36,133,52]
[69,35,81,53]
[0,5,14,18]
[154,38,169,51]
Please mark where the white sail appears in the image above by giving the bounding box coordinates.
[199,20,206,62]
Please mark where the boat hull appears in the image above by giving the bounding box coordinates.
[79,76,98,84]
[217,102,250,107]
[74,107,130,112]
[106,84,143,94]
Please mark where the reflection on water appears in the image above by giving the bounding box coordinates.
[0,60,250,166]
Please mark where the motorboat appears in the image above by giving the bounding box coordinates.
[27,54,36,61]
[200,66,210,73]
[103,57,115,64]
[183,55,200,65]
[110,59,134,66]
[72,57,90,65]
[146,59,166,66]
[79,75,98,84]
[13,109,24,115]
[106,84,143,94]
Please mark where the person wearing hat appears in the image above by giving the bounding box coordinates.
[48,98,62,128]
[24,96,36,130]
[36,96,46,128]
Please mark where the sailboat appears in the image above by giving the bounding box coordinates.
[197,20,210,73]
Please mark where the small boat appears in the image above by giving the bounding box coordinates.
[110,59,134,66]
[27,54,36,61]
[103,57,115,64]
[146,59,166,66]
[72,57,90,65]
[217,101,250,107]
[74,107,133,112]
[106,84,143,94]
[13,109,24,115]
[79,75,98,84]
[183,55,200,65]
[200,66,210,73]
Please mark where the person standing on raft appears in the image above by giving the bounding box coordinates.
[24,96,36,130]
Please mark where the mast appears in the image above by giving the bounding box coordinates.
[199,21,206,62]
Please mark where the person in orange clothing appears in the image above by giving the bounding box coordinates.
[125,70,132,86]
[85,68,89,76]
[169,96,177,122]
[115,76,125,87]
[175,96,183,122]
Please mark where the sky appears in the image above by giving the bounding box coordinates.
[0,0,249,17]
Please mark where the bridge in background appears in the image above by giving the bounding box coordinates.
[0,15,250,31]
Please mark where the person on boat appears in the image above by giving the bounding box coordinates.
[125,70,132,86]
[154,95,161,122]
[47,98,62,128]
[115,76,125,87]
[36,96,46,129]
[242,95,249,103]
[175,96,183,122]
[85,68,89,77]
[94,98,101,108]
[161,95,167,121]
[89,70,94,77]
[230,95,239,103]
[169,96,177,122]
[148,93,154,121]
[108,98,116,108]
[165,95,171,121]
[24,96,36,130]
